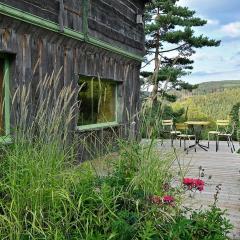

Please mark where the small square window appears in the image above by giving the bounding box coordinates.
[78,77,117,126]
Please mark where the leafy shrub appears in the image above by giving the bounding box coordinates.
[141,100,185,138]
[0,72,232,239]
[0,138,233,239]
[230,102,240,140]
[161,206,233,240]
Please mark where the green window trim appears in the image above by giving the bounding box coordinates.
[76,122,119,132]
[0,56,11,143]
[0,2,143,62]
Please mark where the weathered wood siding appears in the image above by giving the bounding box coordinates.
[0,0,146,160]
[0,0,145,55]
[88,0,145,55]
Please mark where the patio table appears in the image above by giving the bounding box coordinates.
[185,121,210,151]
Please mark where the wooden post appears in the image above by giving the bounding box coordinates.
[58,0,64,33]
[129,121,136,141]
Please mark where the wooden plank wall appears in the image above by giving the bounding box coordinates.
[0,0,59,22]
[0,15,142,160]
[1,0,145,55]
[88,0,145,55]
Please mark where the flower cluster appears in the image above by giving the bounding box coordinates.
[162,195,174,204]
[183,178,205,191]
[149,195,174,206]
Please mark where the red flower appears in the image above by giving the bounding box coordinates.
[196,184,204,191]
[194,179,204,191]
[194,179,204,186]
[183,178,205,191]
[163,195,174,204]
[183,178,194,186]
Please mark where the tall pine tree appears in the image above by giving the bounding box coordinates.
[142,0,220,106]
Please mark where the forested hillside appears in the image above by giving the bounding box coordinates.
[194,80,240,95]
[172,88,240,121]
[172,80,240,99]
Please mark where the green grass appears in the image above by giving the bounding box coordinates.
[0,70,232,239]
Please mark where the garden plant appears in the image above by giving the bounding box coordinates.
[0,73,233,239]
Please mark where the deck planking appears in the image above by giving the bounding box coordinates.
[166,139,240,239]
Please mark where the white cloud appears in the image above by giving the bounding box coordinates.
[221,22,240,37]
[207,18,219,26]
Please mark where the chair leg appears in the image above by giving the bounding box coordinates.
[215,135,218,152]
[231,137,235,151]
[227,136,233,153]
[194,137,197,152]
[229,136,235,152]
[184,139,186,151]
[180,138,182,147]
[226,136,230,149]
[208,133,210,148]
[227,138,230,147]
[171,135,173,147]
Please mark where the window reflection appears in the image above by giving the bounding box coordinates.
[78,77,116,126]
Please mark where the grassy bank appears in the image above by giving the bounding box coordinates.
[0,72,233,239]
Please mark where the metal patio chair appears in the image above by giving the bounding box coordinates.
[208,120,229,151]
[161,119,181,146]
[175,123,197,152]
[217,122,235,153]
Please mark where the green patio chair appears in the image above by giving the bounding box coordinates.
[161,119,181,146]
[175,123,196,152]
[208,120,229,151]
[217,122,236,153]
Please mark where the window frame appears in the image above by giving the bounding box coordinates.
[0,55,11,143]
[76,76,120,131]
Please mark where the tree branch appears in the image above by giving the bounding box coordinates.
[159,44,187,53]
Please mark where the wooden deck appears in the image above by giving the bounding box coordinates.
[160,139,240,239]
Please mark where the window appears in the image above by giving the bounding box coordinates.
[78,77,117,127]
[0,56,10,139]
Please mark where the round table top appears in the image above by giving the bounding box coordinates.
[185,121,210,126]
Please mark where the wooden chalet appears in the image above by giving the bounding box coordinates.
[0,0,148,160]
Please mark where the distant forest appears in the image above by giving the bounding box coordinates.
[171,80,240,121]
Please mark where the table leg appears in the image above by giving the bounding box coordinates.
[186,125,208,152]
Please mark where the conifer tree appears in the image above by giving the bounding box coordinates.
[142,0,221,106]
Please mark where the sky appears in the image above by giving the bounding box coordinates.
[144,0,240,84]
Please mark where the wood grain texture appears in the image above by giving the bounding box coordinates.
[0,6,143,159]
[1,0,145,55]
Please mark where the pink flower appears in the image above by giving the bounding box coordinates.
[183,178,205,192]
[162,195,174,204]
[196,184,204,191]
[193,179,204,191]
[183,178,194,186]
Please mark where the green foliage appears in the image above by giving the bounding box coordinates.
[0,138,233,239]
[161,206,233,239]
[193,80,240,95]
[0,136,175,239]
[140,100,185,138]
[171,88,240,139]
[0,70,232,239]
[230,102,240,140]
[142,0,220,102]
[172,88,240,121]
